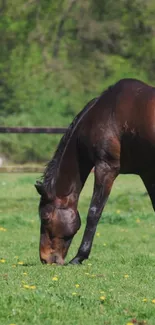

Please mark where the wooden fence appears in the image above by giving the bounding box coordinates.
[0,127,67,134]
[0,126,67,173]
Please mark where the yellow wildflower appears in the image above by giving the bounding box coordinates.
[116,209,120,214]
[29,285,36,289]
[96,232,100,237]
[52,277,58,281]
[18,261,24,265]
[152,299,155,304]
[75,284,80,288]
[120,228,128,232]
[142,298,147,302]
[23,284,36,290]
[0,227,7,231]
[124,274,129,278]
[23,284,30,289]
[100,296,106,301]
[0,258,6,263]
[126,323,134,325]
[23,272,27,275]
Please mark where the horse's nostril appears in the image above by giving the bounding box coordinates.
[41,258,47,264]
[40,254,64,265]
[52,255,57,263]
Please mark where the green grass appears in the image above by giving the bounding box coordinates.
[0,173,155,325]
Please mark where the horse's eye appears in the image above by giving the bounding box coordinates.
[41,212,51,223]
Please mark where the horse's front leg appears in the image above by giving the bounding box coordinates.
[69,162,119,264]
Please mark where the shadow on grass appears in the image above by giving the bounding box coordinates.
[14,262,38,267]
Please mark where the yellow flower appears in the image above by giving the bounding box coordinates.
[142,298,147,302]
[100,296,106,301]
[23,272,27,275]
[116,209,120,214]
[0,258,6,263]
[124,274,129,278]
[126,323,134,325]
[72,292,77,296]
[52,277,58,281]
[75,284,80,288]
[152,299,155,304]
[0,227,7,231]
[96,232,100,237]
[120,228,128,232]
[23,284,36,290]
[23,284,30,289]
[29,285,36,289]
[18,261,24,265]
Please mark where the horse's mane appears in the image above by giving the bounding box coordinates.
[43,97,98,191]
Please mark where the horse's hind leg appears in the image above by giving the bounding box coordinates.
[141,172,155,211]
[69,161,119,264]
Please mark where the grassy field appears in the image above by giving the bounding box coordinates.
[0,173,155,325]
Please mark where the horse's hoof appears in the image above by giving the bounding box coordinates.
[69,257,82,265]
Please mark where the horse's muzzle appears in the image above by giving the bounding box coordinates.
[40,253,65,265]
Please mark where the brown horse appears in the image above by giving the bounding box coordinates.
[35,78,155,265]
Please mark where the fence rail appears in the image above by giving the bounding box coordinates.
[0,166,44,173]
[0,127,67,134]
[0,126,67,173]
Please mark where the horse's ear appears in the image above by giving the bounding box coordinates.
[35,181,46,197]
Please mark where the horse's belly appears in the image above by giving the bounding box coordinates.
[120,134,155,174]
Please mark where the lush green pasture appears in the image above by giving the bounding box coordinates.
[0,173,155,325]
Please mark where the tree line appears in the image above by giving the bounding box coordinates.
[0,0,155,162]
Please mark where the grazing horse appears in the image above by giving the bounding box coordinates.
[35,78,155,265]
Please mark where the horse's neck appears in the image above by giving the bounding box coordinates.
[55,137,93,204]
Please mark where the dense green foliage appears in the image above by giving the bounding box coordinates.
[0,0,155,161]
[1,173,155,324]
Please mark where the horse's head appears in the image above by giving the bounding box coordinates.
[35,181,81,265]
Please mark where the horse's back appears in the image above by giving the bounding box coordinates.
[78,79,155,174]
[90,78,155,139]
[108,79,155,173]
[113,79,155,141]
[80,78,155,139]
